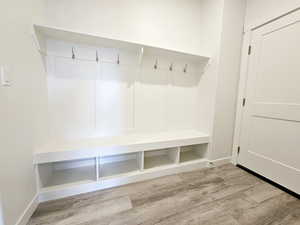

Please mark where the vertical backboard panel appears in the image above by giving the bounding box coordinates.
[135,55,169,132]
[47,55,97,140]
[96,63,136,135]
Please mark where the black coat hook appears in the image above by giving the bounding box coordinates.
[183,64,188,73]
[72,47,75,59]
[154,59,158,69]
[117,54,120,64]
[96,50,99,62]
[169,63,173,71]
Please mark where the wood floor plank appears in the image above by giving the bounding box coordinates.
[35,174,182,217]
[28,164,300,225]
[228,193,298,225]
[29,196,132,225]
[88,184,221,225]
[243,182,283,203]
[131,172,223,207]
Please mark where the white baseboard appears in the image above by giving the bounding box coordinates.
[15,194,39,225]
[209,157,232,167]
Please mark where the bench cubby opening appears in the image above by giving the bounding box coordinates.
[99,152,142,178]
[144,147,179,169]
[38,158,97,188]
[179,144,208,163]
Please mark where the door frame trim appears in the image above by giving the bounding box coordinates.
[232,30,252,165]
[245,7,300,33]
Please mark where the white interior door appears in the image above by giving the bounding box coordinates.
[239,10,300,194]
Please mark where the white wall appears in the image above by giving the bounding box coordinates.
[0,1,47,225]
[44,0,224,57]
[245,0,300,30]
[210,0,246,160]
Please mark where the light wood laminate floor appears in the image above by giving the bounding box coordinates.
[28,164,300,225]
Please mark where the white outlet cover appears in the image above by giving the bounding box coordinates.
[0,65,11,87]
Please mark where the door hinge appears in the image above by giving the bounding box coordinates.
[248,45,252,55]
[242,98,246,107]
[237,146,240,155]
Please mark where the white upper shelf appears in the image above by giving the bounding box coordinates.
[34,130,210,164]
[33,24,210,63]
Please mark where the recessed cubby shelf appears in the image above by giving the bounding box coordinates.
[144,148,179,169]
[38,158,96,188]
[180,144,207,163]
[99,153,142,178]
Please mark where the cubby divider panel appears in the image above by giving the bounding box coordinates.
[180,144,207,163]
[99,152,141,178]
[144,147,179,169]
[38,158,97,188]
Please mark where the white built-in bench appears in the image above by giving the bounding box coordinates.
[35,130,210,202]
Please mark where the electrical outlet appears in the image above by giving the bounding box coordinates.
[0,65,11,87]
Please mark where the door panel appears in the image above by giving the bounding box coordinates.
[239,10,300,194]
[252,103,300,122]
[249,117,300,169]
